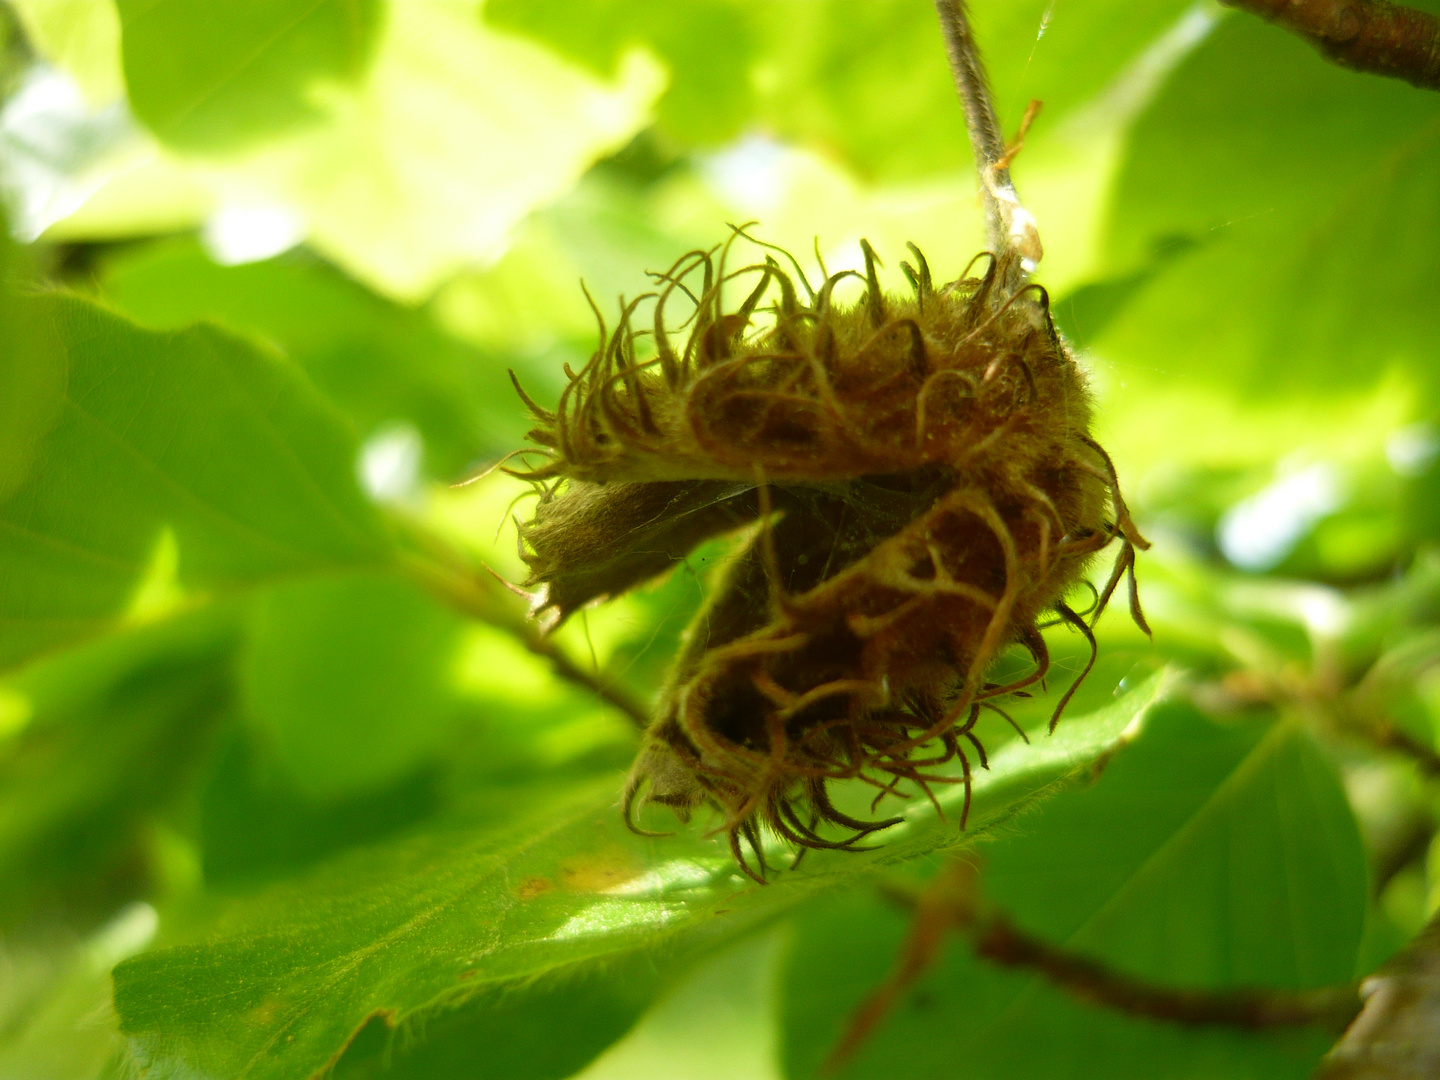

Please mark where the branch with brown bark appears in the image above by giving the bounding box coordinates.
[1318,910,1440,1078]
[824,862,1360,1071]
[970,911,1360,1030]
[1222,0,1440,90]
[392,516,652,729]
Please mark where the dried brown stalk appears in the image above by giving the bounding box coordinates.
[1223,0,1440,90]
[825,862,1360,1071]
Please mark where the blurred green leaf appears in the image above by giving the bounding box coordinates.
[966,0,1203,130]
[490,0,1197,181]
[539,926,787,1080]
[0,293,391,673]
[1096,17,1440,401]
[985,710,1367,987]
[486,0,755,146]
[0,244,65,507]
[200,726,442,890]
[783,892,1334,1080]
[1107,15,1440,265]
[748,0,964,182]
[112,672,1174,1080]
[240,570,467,799]
[51,0,663,300]
[96,239,528,475]
[1404,446,1440,547]
[0,638,232,927]
[782,702,1369,1079]
[755,0,1198,183]
[0,901,156,1080]
[9,0,126,106]
[330,944,691,1080]
[116,0,382,152]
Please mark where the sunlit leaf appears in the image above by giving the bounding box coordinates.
[116,0,382,152]
[0,901,156,1080]
[486,0,756,146]
[47,0,665,301]
[8,0,125,107]
[0,293,390,673]
[112,672,1175,1080]
[98,238,528,476]
[1094,16,1440,402]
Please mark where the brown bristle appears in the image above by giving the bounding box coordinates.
[511,231,1147,878]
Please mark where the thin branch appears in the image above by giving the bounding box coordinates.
[969,912,1359,1030]
[1371,810,1435,898]
[932,0,1043,275]
[392,531,651,731]
[1360,719,1440,777]
[1222,0,1440,90]
[823,873,960,1071]
[1201,654,1440,781]
[531,632,651,730]
[826,863,1359,1070]
[933,0,1008,221]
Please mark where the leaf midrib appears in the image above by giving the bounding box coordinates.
[973,718,1297,1040]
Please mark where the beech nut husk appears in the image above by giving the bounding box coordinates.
[509,230,1148,881]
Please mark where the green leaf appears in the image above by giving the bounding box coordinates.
[7,0,126,106]
[0,258,65,508]
[754,0,1198,183]
[1094,16,1440,402]
[967,0,1203,132]
[987,712,1367,988]
[54,0,664,301]
[0,626,234,927]
[490,0,1196,180]
[0,293,391,673]
[1107,17,1440,267]
[116,0,382,152]
[780,703,1369,1079]
[240,570,468,800]
[485,0,756,146]
[0,901,157,1080]
[519,926,788,1080]
[111,671,1175,1080]
[199,725,442,891]
[329,944,690,1080]
[96,239,530,476]
[784,891,1337,1080]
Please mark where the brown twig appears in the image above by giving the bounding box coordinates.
[1207,652,1440,782]
[1370,810,1436,898]
[1222,0,1440,90]
[1361,720,1440,777]
[933,0,1009,239]
[825,863,1360,1071]
[394,538,651,731]
[1317,909,1440,1078]
[971,912,1359,1031]
[522,618,651,730]
[823,874,960,1071]
[932,0,1043,275]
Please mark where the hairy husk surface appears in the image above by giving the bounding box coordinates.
[510,231,1146,880]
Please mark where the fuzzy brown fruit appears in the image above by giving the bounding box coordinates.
[510,230,1147,880]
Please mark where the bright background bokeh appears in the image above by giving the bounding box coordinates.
[3,2,1440,1078]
